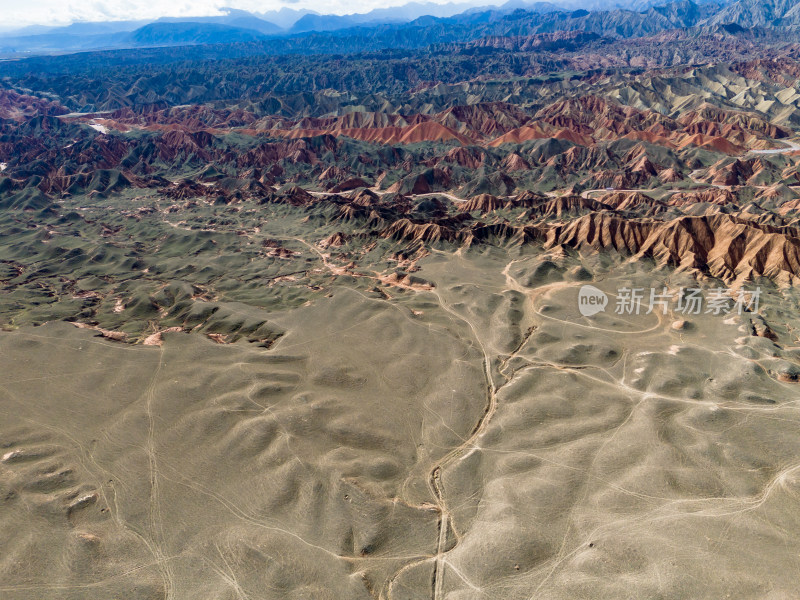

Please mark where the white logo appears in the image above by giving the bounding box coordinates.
[578,285,608,317]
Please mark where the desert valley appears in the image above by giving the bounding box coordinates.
[3,0,800,598]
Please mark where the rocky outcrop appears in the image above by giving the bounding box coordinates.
[550,212,800,284]
[0,90,67,121]
[380,219,457,243]
[387,169,452,195]
[459,194,505,214]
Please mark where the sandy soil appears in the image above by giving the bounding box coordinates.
[2,250,800,599]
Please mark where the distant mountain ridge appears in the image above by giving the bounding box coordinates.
[3,0,800,55]
[154,9,283,35]
[288,1,493,33]
[707,0,800,26]
[127,23,268,46]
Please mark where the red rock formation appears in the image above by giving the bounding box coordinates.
[459,194,505,214]
[502,153,531,171]
[319,232,351,248]
[529,196,611,219]
[0,90,67,120]
[330,178,371,193]
[668,189,738,206]
[549,212,800,284]
[381,219,456,243]
[600,191,667,213]
[440,146,485,168]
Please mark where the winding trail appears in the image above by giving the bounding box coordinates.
[398,260,561,599]
[425,283,498,600]
[748,139,800,155]
[143,347,175,600]
[392,263,674,599]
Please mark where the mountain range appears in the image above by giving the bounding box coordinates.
[0,0,772,55]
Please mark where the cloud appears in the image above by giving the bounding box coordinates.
[0,0,497,28]
[1,0,228,27]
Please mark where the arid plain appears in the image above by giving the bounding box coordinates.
[3,239,800,598]
[5,0,800,596]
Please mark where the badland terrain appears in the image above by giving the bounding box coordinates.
[3,1,800,598]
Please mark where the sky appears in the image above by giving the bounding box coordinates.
[0,0,495,29]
